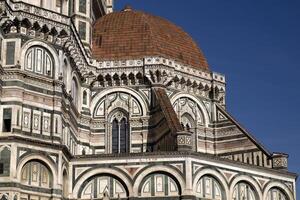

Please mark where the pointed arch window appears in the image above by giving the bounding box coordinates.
[110,111,129,154]
[25,46,53,77]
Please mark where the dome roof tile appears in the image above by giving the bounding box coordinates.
[92,9,209,71]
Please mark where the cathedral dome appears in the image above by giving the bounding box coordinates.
[92,7,209,71]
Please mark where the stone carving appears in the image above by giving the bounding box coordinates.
[177,133,192,146]
[273,155,288,169]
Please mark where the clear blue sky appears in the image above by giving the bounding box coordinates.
[116,0,300,192]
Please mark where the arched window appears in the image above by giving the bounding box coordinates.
[267,188,287,200]
[71,78,78,107]
[196,176,223,199]
[80,175,127,199]
[139,173,180,197]
[233,182,257,200]
[82,90,87,105]
[111,113,129,153]
[21,161,52,188]
[109,110,129,154]
[25,46,53,77]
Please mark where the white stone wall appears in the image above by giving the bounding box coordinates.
[0,142,296,199]
[0,1,296,199]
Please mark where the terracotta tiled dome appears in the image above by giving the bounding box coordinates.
[92,7,209,71]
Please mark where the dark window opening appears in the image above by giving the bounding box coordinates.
[119,118,128,153]
[6,41,15,65]
[0,163,3,174]
[112,118,129,154]
[256,155,260,166]
[112,119,119,153]
[55,118,58,133]
[0,147,10,176]
[79,0,87,13]
[16,110,19,126]
[2,108,12,132]
[78,21,87,40]
[83,91,87,105]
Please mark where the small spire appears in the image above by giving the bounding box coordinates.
[122,5,132,12]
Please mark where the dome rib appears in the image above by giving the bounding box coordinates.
[92,9,209,71]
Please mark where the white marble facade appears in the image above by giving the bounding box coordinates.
[0,0,297,200]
